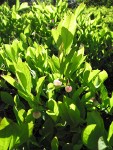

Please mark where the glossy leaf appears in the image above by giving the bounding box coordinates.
[0,117,18,150]
[2,75,20,89]
[82,124,101,150]
[14,60,32,93]
[46,99,59,122]
[87,111,105,132]
[52,13,77,54]
[93,70,108,88]
[51,136,59,150]
[58,96,80,126]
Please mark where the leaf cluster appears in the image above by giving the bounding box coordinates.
[0,1,113,149]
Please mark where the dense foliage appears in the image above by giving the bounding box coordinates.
[1,0,113,7]
[0,0,113,149]
[77,0,113,7]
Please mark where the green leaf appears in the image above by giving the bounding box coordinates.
[14,95,25,109]
[5,59,15,73]
[84,62,92,71]
[69,104,80,124]
[20,33,27,43]
[83,70,90,83]
[100,85,108,101]
[40,118,54,141]
[15,0,20,11]
[0,117,18,150]
[61,27,74,54]
[47,99,59,115]
[72,86,84,100]
[70,48,85,75]
[25,109,34,123]
[109,93,113,113]
[16,71,28,90]
[93,76,102,88]
[49,58,59,73]
[13,107,26,124]
[64,96,80,126]
[51,136,59,150]
[46,99,59,122]
[18,90,34,106]
[12,11,21,19]
[46,110,57,122]
[74,3,86,18]
[11,39,20,61]
[4,44,17,62]
[2,75,20,89]
[88,70,100,83]
[73,144,82,150]
[93,70,108,88]
[26,47,35,63]
[61,47,85,77]
[19,2,29,11]
[107,122,113,146]
[35,76,45,101]
[58,96,80,126]
[15,122,34,146]
[58,101,72,123]
[52,13,77,54]
[81,92,93,103]
[14,60,32,93]
[46,83,55,99]
[0,92,14,106]
[52,28,60,46]
[83,62,92,82]
[24,25,30,35]
[61,14,77,54]
[87,111,105,132]
[52,55,60,69]
[82,124,101,150]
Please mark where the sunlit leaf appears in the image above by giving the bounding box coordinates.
[35,76,45,101]
[82,124,101,150]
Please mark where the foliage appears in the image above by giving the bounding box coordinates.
[77,0,113,7]
[0,1,113,149]
[0,0,68,52]
[74,6,113,92]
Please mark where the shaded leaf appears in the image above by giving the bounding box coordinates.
[107,122,113,146]
[51,136,59,150]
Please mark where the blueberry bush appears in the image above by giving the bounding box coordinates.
[0,1,113,149]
